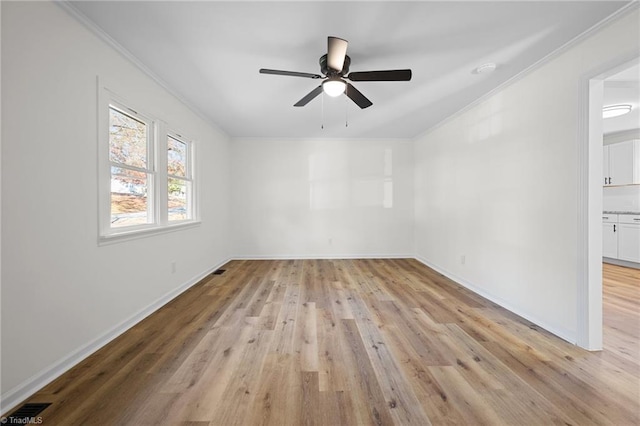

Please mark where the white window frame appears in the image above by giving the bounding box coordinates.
[106,101,157,230]
[98,85,199,244]
[166,132,195,224]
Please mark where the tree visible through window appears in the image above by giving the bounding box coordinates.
[100,90,198,241]
[109,106,153,227]
[168,135,192,222]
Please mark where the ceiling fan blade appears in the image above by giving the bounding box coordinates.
[345,83,372,109]
[327,36,348,72]
[294,85,323,107]
[347,69,412,82]
[260,69,322,79]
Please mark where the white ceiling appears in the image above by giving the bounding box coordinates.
[67,1,631,139]
[603,62,640,135]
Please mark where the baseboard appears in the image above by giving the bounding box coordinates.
[232,253,414,260]
[414,255,577,345]
[2,253,580,413]
[0,257,231,415]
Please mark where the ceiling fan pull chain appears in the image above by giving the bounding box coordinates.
[321,91,325,130]
[345,94,349,127]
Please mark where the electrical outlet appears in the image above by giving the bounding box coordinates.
[460,255,466,265]
[329,238,333,245]
[171,261,177,274]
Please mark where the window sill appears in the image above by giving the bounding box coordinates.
[98,221,201,246]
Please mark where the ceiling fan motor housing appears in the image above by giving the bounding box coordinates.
[259,36,411,109]
[320,54,351,76]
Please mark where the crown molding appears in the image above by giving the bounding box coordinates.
[55,0,229,139]
[414,1,639,141]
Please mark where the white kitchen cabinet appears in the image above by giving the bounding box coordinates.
[603,224,618,258]
[618,215,640,263]
[602,214,618,258]
[603,145,610,186]
[603,140,640,186]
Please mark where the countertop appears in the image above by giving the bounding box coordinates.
[603,211,640,215]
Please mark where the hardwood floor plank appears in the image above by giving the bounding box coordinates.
[124,392,180,426]
[316,307,350,393]
[317,391,342,426]
[378,300,451,366]
[429,366,504,425]
[162,327,226,393]
[244,353,295,426]
[442,323,575,425]
[9,260,639,425]
[296,301,320,372]
[301,371,320,426]
[373,322,468,425]
[270,277,301,355]
[339,319,396,425]
[246,279,276,318]
[328,280,355,320]
[164,326,255,424]
[208,329,273,426]
[344,292,432,425]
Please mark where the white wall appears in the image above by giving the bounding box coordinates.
[414,9,639,343]
[231,138,414,258]
[1,1,230,407]
[1,0,638,412]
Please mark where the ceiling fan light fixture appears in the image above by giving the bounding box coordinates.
[603,104,632,119]
[260,36,410,109]
[323,78,346,97]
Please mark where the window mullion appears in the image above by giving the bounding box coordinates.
[146,119,156,226]
[189,141,197,221]
[156,121,169,226]
[100,83,198,242]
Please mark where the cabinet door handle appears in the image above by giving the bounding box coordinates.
[608,177,612,184]
[613,224,616,232]
[605,177,607,185]
[634,218,640,221]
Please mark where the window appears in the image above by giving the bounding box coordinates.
[167,134,193,222]
[109,105,154,228]
[99,87,198,242]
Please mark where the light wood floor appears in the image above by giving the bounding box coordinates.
[9,259,640,425]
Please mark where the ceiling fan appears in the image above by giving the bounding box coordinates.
[259,36,412,109]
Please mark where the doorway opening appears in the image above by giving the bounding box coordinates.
[579,55,639,350]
